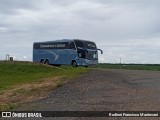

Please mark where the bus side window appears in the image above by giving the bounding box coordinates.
[78,50,85,58]
[78,52,82,58]
[69,42,76,49]
[74,40,84,48]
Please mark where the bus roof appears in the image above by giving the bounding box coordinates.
[34,39,95,44]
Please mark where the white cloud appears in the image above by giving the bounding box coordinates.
[0,0,160,63]
[23,56,27,60]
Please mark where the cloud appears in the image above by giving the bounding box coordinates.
[1,0,160,38]
[23,56,27,60]
[0,0,160,63]
[0,0,38,14]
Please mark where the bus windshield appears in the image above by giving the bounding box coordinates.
[74,40,97,49]
[84,42,97,49]
[86,51,98,60]
[74,40,98,60]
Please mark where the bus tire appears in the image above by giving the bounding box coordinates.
[40,59,44,64]
[45,59,49,65]
[72,61,78,67]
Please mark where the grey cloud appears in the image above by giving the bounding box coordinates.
[1,0,160,63]
[1,0,159,38]
[0,0,38,14]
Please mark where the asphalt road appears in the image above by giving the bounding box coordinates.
[15,69,160,120]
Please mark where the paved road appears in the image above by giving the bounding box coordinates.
[16,69,160,120]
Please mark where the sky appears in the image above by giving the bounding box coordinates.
[1,0,160,64]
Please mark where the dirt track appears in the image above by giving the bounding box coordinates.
[16,69,160,120]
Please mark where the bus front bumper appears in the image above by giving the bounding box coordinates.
[84,59,98,66]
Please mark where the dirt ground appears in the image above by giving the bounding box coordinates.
[14,69,160,120]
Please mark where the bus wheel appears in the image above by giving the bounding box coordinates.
[45,59,49,65]
[40,59,44,64]
[72,61,78,67]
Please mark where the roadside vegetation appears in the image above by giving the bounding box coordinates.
[0,61,89,111]
[93,63,160,71]
[1,62,160,111]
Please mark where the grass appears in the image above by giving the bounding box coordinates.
[0,61,89,111]
[0,61,87,91]
[2,61,159,111]
[92,63,160,71]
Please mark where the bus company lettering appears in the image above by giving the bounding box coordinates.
[40,44,65,48]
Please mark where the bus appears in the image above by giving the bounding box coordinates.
[33,39,103,67]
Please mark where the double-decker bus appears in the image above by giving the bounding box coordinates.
[33,39,103,67]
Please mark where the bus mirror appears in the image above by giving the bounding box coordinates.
[97,49,103,54]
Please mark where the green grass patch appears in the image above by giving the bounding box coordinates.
[0,61,88,91]
[0,61,89,111]
[92,63,160,71]
[0,103,15,111]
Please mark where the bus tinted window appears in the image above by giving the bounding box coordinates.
[84,42,97,49]
[77,49,85,58]
[34,42,74,49]
[69,42,76,49]
[74,40,84,48]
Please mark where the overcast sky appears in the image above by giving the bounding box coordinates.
[1,0,160,63]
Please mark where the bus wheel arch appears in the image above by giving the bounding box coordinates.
[40,59,45,64]
[45,59,49,65]
[71,60,78,67]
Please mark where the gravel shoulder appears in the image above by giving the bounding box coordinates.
[15,69,160,120]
